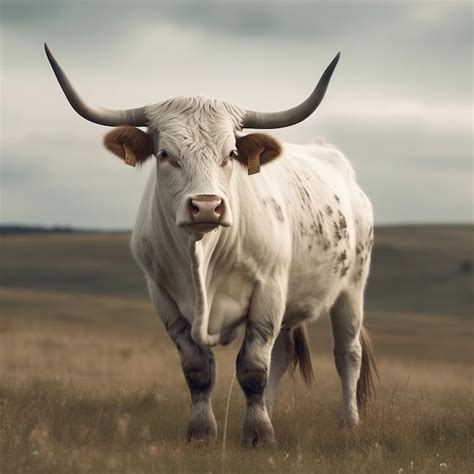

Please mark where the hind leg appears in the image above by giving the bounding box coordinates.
[265,330,295,416]
[330,289,363,427]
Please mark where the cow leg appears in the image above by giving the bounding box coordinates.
[265,329,294,416]
[236,278,286,448]
[165,316,217,442]
[148,280,217,443]
[330,289,363,427]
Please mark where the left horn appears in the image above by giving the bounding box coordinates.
[44,43,148,127]
[242,52,340,129]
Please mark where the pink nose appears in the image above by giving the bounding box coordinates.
[189,195,224,223]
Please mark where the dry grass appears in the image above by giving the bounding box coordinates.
[0,286,472,473]
[0,227,472,472]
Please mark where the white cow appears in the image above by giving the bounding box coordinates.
[46,44,377,447]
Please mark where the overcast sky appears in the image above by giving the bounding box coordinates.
[1,1,472,228]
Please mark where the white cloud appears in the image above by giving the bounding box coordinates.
[1,1,472,227]
[329,100,472,135]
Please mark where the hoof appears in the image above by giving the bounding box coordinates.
[186,417,217,444]
[242,420,276,448]
[338,412,359,429]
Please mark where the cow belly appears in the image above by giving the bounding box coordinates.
[208,274,253,336]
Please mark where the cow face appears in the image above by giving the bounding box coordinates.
[104,98,281,235]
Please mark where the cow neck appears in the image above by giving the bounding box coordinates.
[191,179,243,346]
[187,237,220,347]
[153,188,239,348]
[152,176,240,346]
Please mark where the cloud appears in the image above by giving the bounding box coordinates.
[1,1,472,227]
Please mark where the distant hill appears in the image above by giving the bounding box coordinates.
[0,225,472,318]
[0,225,75,235]
[367,225,473,318]
[0,225,129,235]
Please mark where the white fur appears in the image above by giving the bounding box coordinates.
[132,98,372,343]
[130,97,373,430]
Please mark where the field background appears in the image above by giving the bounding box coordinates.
[0,225,472,473]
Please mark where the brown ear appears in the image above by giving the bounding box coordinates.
[103,126,154,167]
[235,133,282,175]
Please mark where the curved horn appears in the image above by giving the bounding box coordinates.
[242,52,340,129]
[44,43,148,127]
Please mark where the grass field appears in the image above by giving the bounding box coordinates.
[0,226,473,473]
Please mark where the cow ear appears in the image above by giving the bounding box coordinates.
[103,126,154,167]
[235,133,282,175]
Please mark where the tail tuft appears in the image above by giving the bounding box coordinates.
[357,326,379,407]
[292,324,314,386]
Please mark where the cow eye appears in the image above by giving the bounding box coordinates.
[221,150,237,167]
[157,149,180,168]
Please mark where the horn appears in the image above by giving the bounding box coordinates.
[242,52,340,129]
[44,43,148,127]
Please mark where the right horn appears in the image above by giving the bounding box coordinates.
[242,52,340,129]
[44,43,148,127]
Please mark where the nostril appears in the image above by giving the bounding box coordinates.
[189,195,225,223]
[214,200,224,216]
[190,200,200,215]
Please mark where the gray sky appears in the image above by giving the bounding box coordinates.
[1,1,472,228]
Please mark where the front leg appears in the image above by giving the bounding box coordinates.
[148,280,217,443]
[237,277,287,448]
[166,316,217,442]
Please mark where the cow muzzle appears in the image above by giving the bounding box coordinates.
[180,194,228,233]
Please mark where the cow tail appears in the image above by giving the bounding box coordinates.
[292,323,314,386]
[357,326,379,407]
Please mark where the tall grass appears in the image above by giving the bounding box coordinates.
[1,375,472,473]
[0,287,472,473]
[1,226,473,472]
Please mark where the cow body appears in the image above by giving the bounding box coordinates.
[45,45,377,447]
[131,139,373,343]
[126,101,375,445]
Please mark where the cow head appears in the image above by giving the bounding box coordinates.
[45,44,339,235]
[102,101,282,232]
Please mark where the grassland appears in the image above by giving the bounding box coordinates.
[0,226,473,473]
